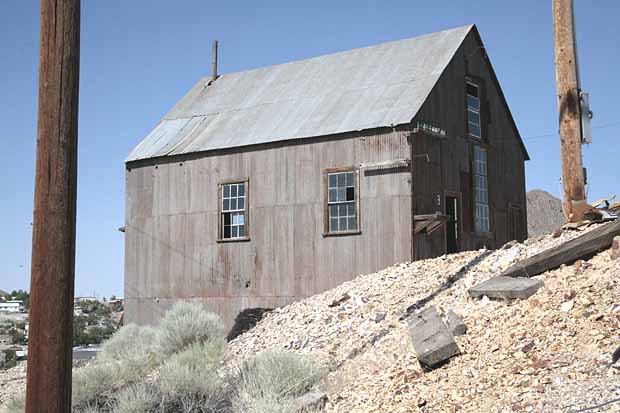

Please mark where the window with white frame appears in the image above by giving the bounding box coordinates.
[220,181,247,239]
[473,146,489,232]
[467,81,482,139]
[326,170,358,233]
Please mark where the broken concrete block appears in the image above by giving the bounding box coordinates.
[407,307,460,368]
[445,310,467,336]
[293,390,328,412]
[468,276,543,300]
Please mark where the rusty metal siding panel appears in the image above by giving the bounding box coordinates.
[125,128,414,328]
[127,26,474,162]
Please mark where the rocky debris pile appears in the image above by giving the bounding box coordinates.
[227,222,620,412]
[0,361,25,406]
[527,189,566,237]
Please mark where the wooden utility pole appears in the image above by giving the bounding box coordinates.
[553,0,586,221]
[26,0,80,412]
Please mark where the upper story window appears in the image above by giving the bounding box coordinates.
[473,145,489,233]
[325,169,359,234]
[219,180,248,240]
[466,81,482,139]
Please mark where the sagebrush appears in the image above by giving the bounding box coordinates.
[5,302,324,413]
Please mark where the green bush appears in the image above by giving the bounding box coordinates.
[233,351,324,411]
[156,302,225,357]
[98,324,157,363]
[158,343,229,412]
[1,396,25,413]
[72,362,116,408]
[112,383,160,413]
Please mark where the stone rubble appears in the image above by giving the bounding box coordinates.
[226,222,620,412]
[407,307,460,368]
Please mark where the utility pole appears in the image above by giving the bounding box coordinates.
[553,0,586,221]
[26,0,80,412]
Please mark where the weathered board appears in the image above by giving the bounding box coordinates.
[500,220,620,278]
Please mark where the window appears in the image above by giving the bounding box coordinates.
[325,169,359,233]
[467,81,482,139]
[473,146,489,232]
[219,181,248,240]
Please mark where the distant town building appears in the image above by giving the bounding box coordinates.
[0,300,24,313]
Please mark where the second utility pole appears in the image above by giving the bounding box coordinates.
[552,0,586,221]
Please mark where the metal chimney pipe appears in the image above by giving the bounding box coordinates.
[212,40,218,81]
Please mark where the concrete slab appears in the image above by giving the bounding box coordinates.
[468,276,543,300]
[407,307,460,368]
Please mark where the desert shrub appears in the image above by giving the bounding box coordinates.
[156,302,225,358]
[98,324,158,380]
[232,351,324,411]
[232,393,293,413]
[157,343,229,412]
[2,396,25,413]
[72,362,116,408]
[112,383,160,413]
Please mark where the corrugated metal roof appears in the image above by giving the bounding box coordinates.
[127,25,473,162]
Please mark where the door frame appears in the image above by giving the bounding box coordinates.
[444,190,462,254]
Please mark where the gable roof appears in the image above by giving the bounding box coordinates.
[127,25,475,162]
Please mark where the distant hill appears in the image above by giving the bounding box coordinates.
[526,189,566,236]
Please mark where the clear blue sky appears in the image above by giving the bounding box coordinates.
[1,1,618,297]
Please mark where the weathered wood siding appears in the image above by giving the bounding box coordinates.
[125,129,413,327]
[412,29,527,258]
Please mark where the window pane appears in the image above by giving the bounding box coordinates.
[223,212,231,226]
[469,123,481,138]
[231,198,238,210]
[238,184,245,196]
[347,202,355,216]
[329,204,338,218]
[238,225,245,237]
[238,212,245,225]
[337,188,346,202]
[338,204,348,216]
[231,185,237,197]
[223,225,231,238]
[328,174,337,188]
[223,199,230,211]
[466,83,479,97]
[223,185,230,198]
[329,188,337,203]
[348,217,357,231]
[345,172,354,187]
[238,198,245,210]
[468,109,480,125]
[330,218,339,232]
[339,217,347,231]
[337,173,345,187]
[346,187,355,201]
[231,226,238,238]
[232,212,240,226]
[467,95,480,110]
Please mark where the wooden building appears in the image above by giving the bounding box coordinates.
[124,25,529,328]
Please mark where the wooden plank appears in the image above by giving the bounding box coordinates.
[501,220,620,278]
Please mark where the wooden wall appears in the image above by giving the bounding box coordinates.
[125,129,413,327]
[411,28,528,258]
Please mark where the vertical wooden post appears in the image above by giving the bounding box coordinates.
[553,0,586,221]
[26,0,80,412]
